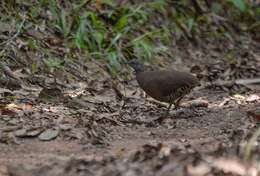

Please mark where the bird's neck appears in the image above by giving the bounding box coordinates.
[134,66,145,74]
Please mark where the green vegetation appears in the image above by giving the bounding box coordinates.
[0,0,259,75]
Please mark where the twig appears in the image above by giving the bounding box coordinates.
[235,78,260,85]
[0,125,22,132]
[0,63,22,84]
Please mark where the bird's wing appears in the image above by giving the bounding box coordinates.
[154,71,193,97]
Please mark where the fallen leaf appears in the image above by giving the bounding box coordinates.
[0,108,18,116]
[212,158,250,175]
[26,129,42,137]
[38,129,59,141]
[14,129,27,137]
[59,124,72,131]
[233,94,246,100]
[14,128,42,137]
[159,144,171,157]
[187,163,211,176]
[246,94,259,102]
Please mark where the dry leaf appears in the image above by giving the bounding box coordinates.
[38,129,59,141]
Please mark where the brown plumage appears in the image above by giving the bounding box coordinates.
[128,60,199,115]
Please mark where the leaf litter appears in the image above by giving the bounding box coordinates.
[0,1,260,176]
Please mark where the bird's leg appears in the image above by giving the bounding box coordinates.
[155,103,172,124]
[165,103,172,116]
[155,97,184,123]
[173,96,184,109]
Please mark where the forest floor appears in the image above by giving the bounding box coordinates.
[0,1,260,175]
[0,39,260,176]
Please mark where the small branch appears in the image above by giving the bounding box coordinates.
[0,63,22,84]
[235,78,260,85]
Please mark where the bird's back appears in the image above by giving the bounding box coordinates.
[136,70,198,103]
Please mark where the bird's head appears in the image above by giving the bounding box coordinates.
[128,60,145,74]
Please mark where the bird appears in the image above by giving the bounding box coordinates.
[128,60,199,118]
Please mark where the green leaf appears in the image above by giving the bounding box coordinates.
[94,32,104,50]
[114,16,128,31]
[229,0,246,12]
[27,39,38,50]
[107,51,121,75]
[187,18,194,32]
[107,52,117,65]
[75,17,86,49]
[61,8,69,36]
[107,33,122,51]
[31,63,38,73]
[72,0,90,13]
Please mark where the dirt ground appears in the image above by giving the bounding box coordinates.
[0,41,260,176]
